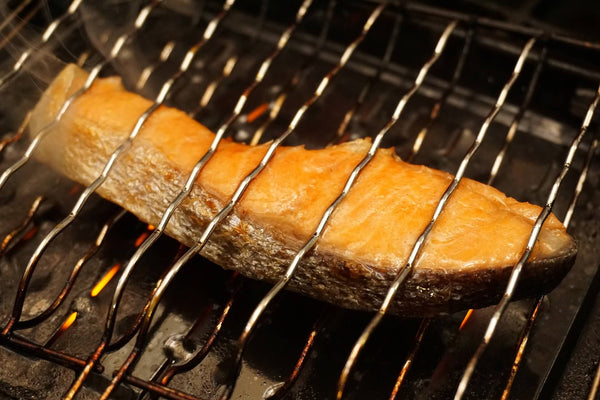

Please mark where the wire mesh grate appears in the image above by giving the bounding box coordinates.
[0,1,598,400]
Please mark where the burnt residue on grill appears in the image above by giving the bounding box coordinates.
[0,1,600,400]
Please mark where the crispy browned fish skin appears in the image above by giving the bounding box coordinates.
[29,65,576,316]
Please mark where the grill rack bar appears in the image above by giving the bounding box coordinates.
[47,0,315,397]
[136,40,177,91]
[455,77,600,400]
[110,0,312,317]
[373,20,478,400]
[191,0,269,117]
[125,375,200,400]
[487,45,548,185]
[564,139,598,229]
[333,21,460,399]
[248,0,337,146]
[263,307,328,400]
[0,0,164,335]
[338,36,538,398]
[405,25,474,162]
[388,318,430,400]
[331,8,403,145]
[501,296,543,400]
[96,5,386,400]
[14,209,127,330]
[359,0,600,51]
[0,332,104,373]
[385,35,549,399]
[0,195,42,257]
[0,0,82,90]
[499,137,599,400]
[0,0,163,191]
[138,275,240,400]
[134,2,208,92]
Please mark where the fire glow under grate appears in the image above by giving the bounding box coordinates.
[0,1,599,399]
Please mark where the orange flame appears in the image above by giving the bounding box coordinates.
[459,309,474,330]
[90,263,121,297]
[135,231,150,247]
[247,103,269,123]
[59,311,78,332]
[147,224,155,230]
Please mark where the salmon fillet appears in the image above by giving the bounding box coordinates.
[28,64,576,316]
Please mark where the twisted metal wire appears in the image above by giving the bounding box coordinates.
[14,3,237,399]
[388,318,430,400]
[378,24,480,400]
[330,9,402,145]
[15,209,127,329]
[0,0,163,192]
[136,40,177,90]
[263,308,329,400]
[0,38,100,156]
[247,0,337,146]
[101,0,312,353]
[97,5,386,400]
[454,75,600,400]
[0,0,83,90]
[1,0,165,335]
[0,110,31,154]
[138,276,241,400]
[135,1,224,93]
[500,297,543,400]
[501,138,599,400]
[405,25,474,162]
[191,0,269,116]
[487,45,548,185]
[332,21,460,400]
[564,138,598,228]
[0,195,43,257]
[384,38,548,400]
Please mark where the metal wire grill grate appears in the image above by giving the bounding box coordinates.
[0,1,599,399]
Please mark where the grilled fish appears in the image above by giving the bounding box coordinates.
[28,64,577,316]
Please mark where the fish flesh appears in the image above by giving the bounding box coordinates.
[28,64,577,316]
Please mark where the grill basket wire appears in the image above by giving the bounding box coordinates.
[0,1,599,400]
